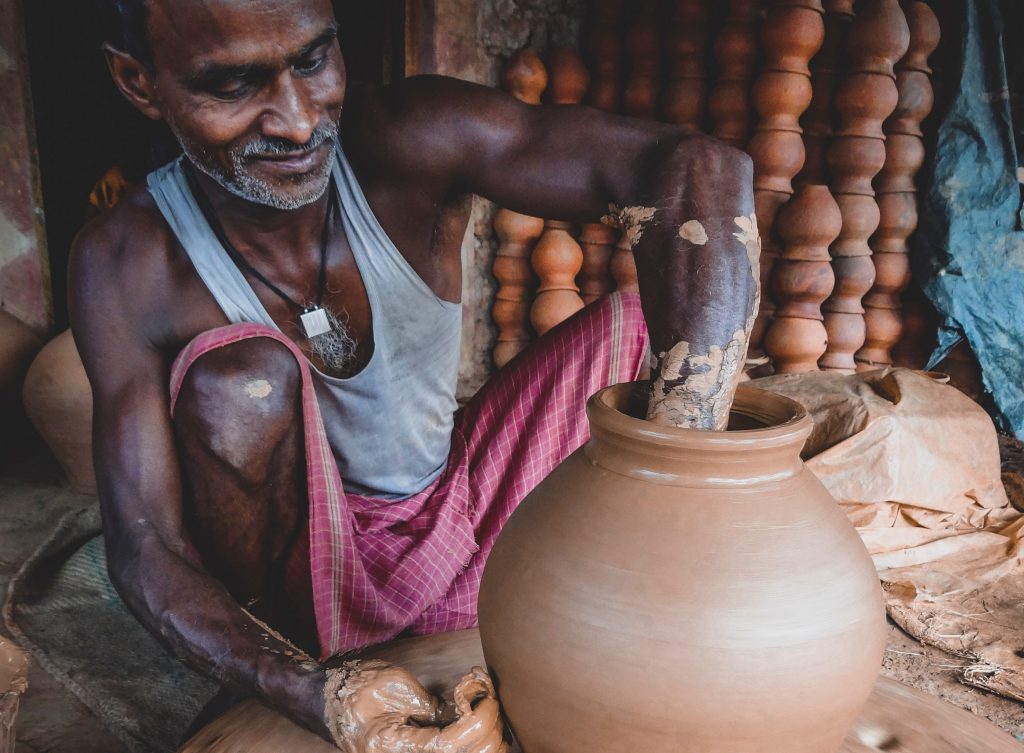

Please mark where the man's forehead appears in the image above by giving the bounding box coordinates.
[147,0,337,68]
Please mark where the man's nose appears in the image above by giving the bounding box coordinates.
[261,72,318,146]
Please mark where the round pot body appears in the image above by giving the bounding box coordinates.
[478,383,885,753]
[23,329,96,494]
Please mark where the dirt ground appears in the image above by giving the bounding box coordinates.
[3,450,1024,752]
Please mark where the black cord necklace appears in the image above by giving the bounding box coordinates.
[184,162,337,339]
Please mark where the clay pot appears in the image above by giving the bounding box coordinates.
[23,329,97,494]
[0,311,42,395]
[479,383,886,753]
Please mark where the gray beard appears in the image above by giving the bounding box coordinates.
[307,307,359,376]
[168,120,339,210]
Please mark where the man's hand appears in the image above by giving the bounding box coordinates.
[326,661,507,753]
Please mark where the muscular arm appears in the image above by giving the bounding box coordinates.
[68,217,330,738]
[376,76,758,428]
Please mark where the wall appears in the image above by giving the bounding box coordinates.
[409,0,584,400]
[0,0,49,333]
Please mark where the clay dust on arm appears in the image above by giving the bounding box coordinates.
[607,138,759,431]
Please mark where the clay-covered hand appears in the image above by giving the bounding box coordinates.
[325,659,508,753]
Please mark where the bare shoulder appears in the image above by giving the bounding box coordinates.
[342,76,524,180]
[69,182,184,352]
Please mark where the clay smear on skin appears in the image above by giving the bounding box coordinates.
[244,379,273,399]
[602,204,658,249]
[733,212,762,317]
[647,329,747,430]
[326,661,507,753]
[679,220,709,246]
[647,215,761,430]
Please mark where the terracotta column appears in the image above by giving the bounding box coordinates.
[746,0,826,358]
[662,0,709,130]
[856,0,939,370]
[820,0,909,372]
[529,48,588,336]
[796,0,855,187]
[622,0,662,119]
[491,50,547,368]
[584,0,626,113]
[709,0,761,148]
[764,184,841,372]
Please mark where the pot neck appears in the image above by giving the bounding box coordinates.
[584,383,812,488]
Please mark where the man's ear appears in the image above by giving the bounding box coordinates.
[103,43,163,121]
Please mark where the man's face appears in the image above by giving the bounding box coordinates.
[145,0,346,209]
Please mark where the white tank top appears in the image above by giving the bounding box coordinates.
[147,145,462,499]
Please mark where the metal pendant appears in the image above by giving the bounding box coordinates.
[300,307,332,339]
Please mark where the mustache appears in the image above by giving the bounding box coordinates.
[239,122,339,160]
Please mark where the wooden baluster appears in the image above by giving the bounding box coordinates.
[764,184,841,372]
[585,0,627,113]
[491,50,547,368]
[857,0,939,370]
[820,0,909,372]
[709,0,761,148]
[747,0,825,358]
[623,0,662,119]
[610,229,640,293]
[796,0,855,187]
[531,221,585,335]
[891,283,938,369]
[663,0,710,130]
[547,45,591,105]
[548,46,614,307]
[493,212,546,367]
[530,48,587,335]
[583,11,628,302]
[578,224,618,304]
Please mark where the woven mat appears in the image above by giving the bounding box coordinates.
[2,506,218,753]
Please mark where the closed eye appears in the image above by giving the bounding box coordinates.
[294,52,328,76]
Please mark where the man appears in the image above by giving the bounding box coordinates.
[70,0,757,745]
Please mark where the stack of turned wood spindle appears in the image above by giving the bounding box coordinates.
[747,0,825,359]
[530,48,590,337]
[819,0,910,372]
[490,51,548,368]
[489,0,939,376]
[856,0,940,370]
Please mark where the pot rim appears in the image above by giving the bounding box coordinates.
[587,382,813,453]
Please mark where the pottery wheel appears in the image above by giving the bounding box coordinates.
[178,674,1021,753]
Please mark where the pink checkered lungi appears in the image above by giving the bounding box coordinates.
[170,291,648,659]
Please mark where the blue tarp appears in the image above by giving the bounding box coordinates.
[916,0,1024,437]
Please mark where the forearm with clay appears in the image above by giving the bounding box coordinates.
[605,135,758,430]
[110,532,330,737]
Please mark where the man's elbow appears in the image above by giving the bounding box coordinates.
[105,530,170,623]
[672,133,754,186]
